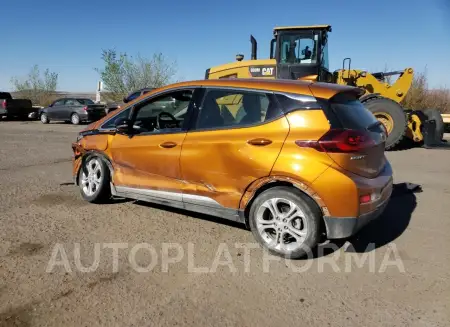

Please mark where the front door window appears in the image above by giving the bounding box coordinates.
[130,90,193,134]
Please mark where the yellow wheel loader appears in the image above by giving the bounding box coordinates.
[205,25,445,149]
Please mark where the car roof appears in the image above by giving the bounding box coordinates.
[148,78,359,100]
[83,78,360,132]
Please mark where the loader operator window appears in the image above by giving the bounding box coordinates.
[321,41,329,71]
[279,33,318,64]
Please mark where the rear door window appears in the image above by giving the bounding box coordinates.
[193,89,282,130]
[65,99,78,106]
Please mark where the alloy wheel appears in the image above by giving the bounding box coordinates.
[71,114,80,125]
[81,158,103,196]
[255,197,308,253]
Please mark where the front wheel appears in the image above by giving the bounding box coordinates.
[78,155,111,203]
[40,113,50,124]
[248,186,321,259]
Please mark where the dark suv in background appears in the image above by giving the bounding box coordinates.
[106,88,155,113]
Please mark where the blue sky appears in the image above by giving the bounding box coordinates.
[1,0,449,92]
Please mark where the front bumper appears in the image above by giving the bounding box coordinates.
[71,142,85,185]
[324,178,393,239]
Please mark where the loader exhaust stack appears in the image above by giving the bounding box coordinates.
[250,35,257,60]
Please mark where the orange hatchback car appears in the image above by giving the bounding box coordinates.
[72,78,393,259]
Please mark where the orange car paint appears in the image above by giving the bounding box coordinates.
[73,78,392,227]
[180,115,290,209]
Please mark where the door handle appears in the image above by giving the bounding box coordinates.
[247,138,272,146]
[160,141,177,148]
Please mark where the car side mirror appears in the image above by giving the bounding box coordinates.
[123,97,129,104]
[115,118,131,133]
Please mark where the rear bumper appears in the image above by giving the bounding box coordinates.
[324,174,393,239]
[324,191,391,239]
[1,108,34,115]
[314,161,394,239]
[80,111,106,122]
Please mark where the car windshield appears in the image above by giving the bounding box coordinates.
[76,99,95,105]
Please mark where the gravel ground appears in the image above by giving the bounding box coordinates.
[0,120,449,327]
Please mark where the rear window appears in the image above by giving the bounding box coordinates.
[329,94,383,132]
[76,99,94,105]
[0,92,12,100]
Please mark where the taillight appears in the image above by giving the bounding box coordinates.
[1,100,6,108]
[83,106,88,111]
[295,129,375,153]
[359,194,372,204]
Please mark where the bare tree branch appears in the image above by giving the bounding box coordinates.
[10,65,58,106]
[95,49,178,102]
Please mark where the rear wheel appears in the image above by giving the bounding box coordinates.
[424,109,444,143]
[71,113,80,125]
[363,96,407,150]
[248,186,321,259]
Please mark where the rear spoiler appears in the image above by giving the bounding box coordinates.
[309,83,365,101]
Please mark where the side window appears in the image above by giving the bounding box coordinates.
[53,99,65,106]
[321,41,329,71]
[65,99,78,106]
[101,108,132,129]
[130,89,193,134]
[275,93,321,113]
[194,89,282,130]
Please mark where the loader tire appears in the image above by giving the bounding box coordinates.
[423,109,444,143]
[362,97,408,150]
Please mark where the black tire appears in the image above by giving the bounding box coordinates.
[40,112,50,124]
[71,113,81,125]
[78,155,111,203]
[248,186,321,259]
[423,109,444,143]
[362,96,408,150]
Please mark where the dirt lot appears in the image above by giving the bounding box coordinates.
[0,121,449,327]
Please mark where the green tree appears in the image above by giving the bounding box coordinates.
[10,65,58,106]
[95,49,178,102]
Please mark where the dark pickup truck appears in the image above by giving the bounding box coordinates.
[0,92,34,119]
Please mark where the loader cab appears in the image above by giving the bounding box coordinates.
[270,25,332,82]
